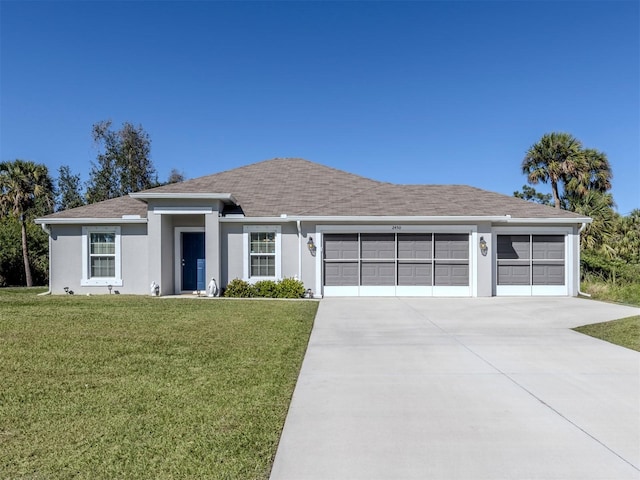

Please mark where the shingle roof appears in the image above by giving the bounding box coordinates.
[39,158,587,220]
[41,194,148,220]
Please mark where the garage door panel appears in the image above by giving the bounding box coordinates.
[533,236,565,260]
[324,234,358,259]
[361,234,395,259]
[398,263,432,286]
[398,234,432,259]
[497,235,530,260]
[435,234,469,260]
[533,264,564,285]
[324,262,358,286]
[361,262,395,286]
[498,264,531,285]
[434,263,469,286]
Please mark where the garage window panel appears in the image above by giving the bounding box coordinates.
[433,234,469,286]
[497,234,565,286]
[361,234,395,259]
[398,262,432,286]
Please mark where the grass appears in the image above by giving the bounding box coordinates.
[0,288,317,479]
[574,280,640,352]
[580,280,640,306]
[573,316,640,352]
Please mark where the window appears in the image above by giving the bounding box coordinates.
[81,226,122,286]
[243,226,281,281]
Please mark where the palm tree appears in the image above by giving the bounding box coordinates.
[564,148,613,200]
[0,160,53,286]
[522,132,585,209]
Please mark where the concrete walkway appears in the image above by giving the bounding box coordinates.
[270,297,640,480]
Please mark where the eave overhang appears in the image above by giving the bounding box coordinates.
[220,215,592,224]
[129,192,238,204]
[35,217,148,225]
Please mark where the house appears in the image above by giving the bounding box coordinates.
[35,158,591,297]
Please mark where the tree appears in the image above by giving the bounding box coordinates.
[513,185,553,206]
[522,132,584,209]
[57,165,85,211]
[564,148,613,201]
[86,120,157,203]
[0,160,54,286]
[167,168,186,184]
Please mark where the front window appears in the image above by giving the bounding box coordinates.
[250,232,276,276]
[81,226,122,286]
[243,226,281,280]
[90,232,116,277]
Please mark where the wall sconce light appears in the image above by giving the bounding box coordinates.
[107,284,113,294]
[307,236,316,256]
[479,236,488,257]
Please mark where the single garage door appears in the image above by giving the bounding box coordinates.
[496,234,566,295]
[323,232,470,296]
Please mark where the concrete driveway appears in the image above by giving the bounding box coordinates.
[270,297,640,480]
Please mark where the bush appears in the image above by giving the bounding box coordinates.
[254,280,278,298]
[276,277,306,298]
[223,277,306,299]
[582,250,640,284]
[223,279,255,298]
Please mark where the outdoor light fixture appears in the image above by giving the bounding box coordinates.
[307,236,316,256]
[107,284,113,294]
[479,236,488,256]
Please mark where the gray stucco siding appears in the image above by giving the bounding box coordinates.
[49,223,148,295]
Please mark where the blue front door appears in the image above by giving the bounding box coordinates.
[182,232,205,291]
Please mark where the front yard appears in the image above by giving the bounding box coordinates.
[0,289,317,479]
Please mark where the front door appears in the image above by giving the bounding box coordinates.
[182,232,205,291]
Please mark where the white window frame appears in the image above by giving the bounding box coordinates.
[81,226,122,286]
[243,225,281,282]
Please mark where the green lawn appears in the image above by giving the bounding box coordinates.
[573,315,640,352]
[573,281,640,351]
[0,288,317,479]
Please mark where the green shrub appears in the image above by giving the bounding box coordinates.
[276,277,306,298]
[582,250,640,284]
[223,279,255,298]
[254,280,278,298]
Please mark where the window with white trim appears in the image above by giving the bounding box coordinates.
[243,225,281,281]
[81,226,122,286]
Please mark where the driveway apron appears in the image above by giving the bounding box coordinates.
[270,297,640,480]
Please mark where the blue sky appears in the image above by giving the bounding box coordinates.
[1,1,638,214]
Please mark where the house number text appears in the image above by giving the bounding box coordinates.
[391,225,402,230]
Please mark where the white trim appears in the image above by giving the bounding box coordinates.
[242,225,282,282]
[323,286,359,297]
[35,217,147,225]
[81,226,122,287]
[174,227,205,293]
[219,215,590,224]
[396,286,432,297]
[154,206,213,215]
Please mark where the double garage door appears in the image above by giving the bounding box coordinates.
[323,233,470,296]
[321,232,568,296]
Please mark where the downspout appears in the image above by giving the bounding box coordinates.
[296,220,302,280]
[577,222,591,297]
[38,223,52,295]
